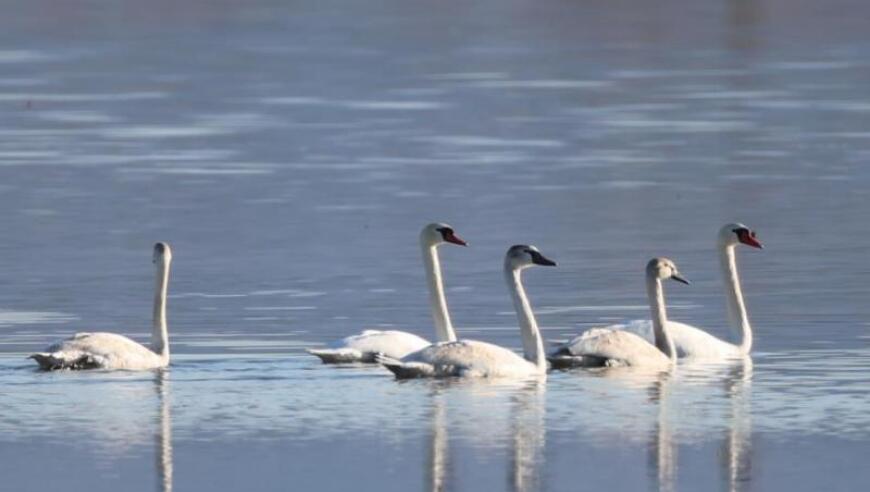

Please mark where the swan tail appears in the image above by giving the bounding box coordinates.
[29,352,102,371]
[306,348,365,364]
[29,353,57,370]
[375,354,435,379]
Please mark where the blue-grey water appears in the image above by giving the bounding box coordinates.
[1,0,870,490]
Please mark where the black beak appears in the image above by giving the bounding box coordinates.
[531,251,557,267]
[671,273,690,285]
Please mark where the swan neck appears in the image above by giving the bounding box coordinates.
[719,243,752,354]
[505,265,546,373]
[152,259,170,360]
[646,274,676,362]
[421,241,457,342]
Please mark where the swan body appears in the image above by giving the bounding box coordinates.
[307,329,430,363]
[30,332,168,370]
[549,327,673,368]
[307,223,467,363]
[379,339,543,378]
[548,258,687,370]
[30,242,173,371]
[617,320,742,358]
[380,244,555,379]
[621,223,762,358]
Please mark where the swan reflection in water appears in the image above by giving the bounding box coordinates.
[425,378,546,492]
[154,370,173,492]
[509,380,546,492]
[721,358,752,492]
[647,373,676,492]
[645,357,754,492]
[427,388,450,492]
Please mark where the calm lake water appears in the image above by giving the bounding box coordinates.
[1,0,870,490]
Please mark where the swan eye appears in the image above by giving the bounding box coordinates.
[154,243,164,253]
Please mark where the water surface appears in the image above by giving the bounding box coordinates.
[1,0,870,490]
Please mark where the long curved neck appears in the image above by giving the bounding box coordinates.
[151,260,170,360]
[718,242,752,354]
[504,265,546,373]
[646,274,676,362]
[421,241,457,342]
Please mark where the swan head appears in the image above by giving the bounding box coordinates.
[647,257,690,285]
[421,222,467,247]
[153,242,172,265]
[506,244,557,270]
[719,223,763,249]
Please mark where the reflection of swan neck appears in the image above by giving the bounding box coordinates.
[725,358,753,492]
[156,372,173,492]
[422,240,457,342]
[653,380,675,492]
[512,384,545,492]
[152,259,171,361]
[718,242,752,353]
[646,274,676,361]
[504,266,546,373]
[429,393,448,492]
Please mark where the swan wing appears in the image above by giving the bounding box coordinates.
[554,328,668,368]
[308,329,431,363]
[391,340,536,378]
[548,328,617,367]
[30,332,164,370]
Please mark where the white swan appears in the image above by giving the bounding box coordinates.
[307,222,467,363]
[620,223,762,358]
[378,244,555,378]
[30,242,173,371]
[548,258,688,370]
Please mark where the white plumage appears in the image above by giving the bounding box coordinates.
[30,332,168,370]
[307,330,430,363]
[308,222,467,364]
[619,223,762,359]
[30,242,173,371]
[548,258,686,370]
[550,223,762,365]
[549,327,672,369]
[379,340,544,378]
[617,320,743,359]
[380,244,556,379]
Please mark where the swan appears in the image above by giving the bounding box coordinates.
[619,223,763,358]
[307,222,467,363]
[548,258,689,370]
[378,244,555,378]
[30,242,173,371]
